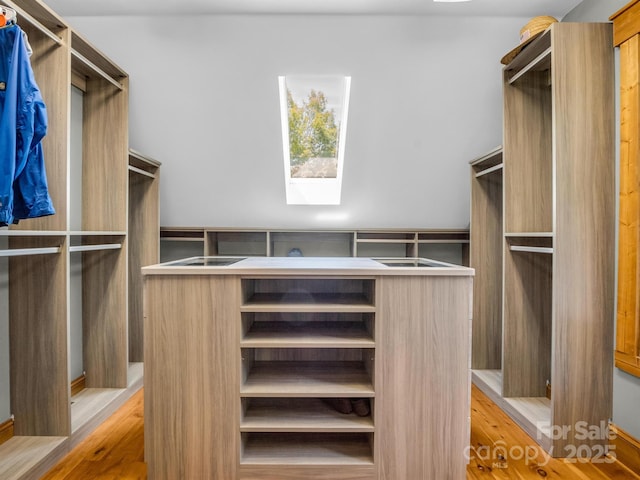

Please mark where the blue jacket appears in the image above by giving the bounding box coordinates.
[0,24,55,225]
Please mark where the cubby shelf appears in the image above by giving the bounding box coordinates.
[161,226,470,266]
[241,321,375,348]
[241,398,375,432]
[240,433,374,466]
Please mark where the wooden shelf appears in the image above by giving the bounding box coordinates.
[505,232,553,237]
[242,293,375,313]
[241,398,374,432]
[241,433,374,465]
[0,436,67,480]
[242,322,374,348]
[504,28,552,83]
[160,227,470,265]
[241,361,374,397]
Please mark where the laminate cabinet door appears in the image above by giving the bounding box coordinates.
[144,275,240,480]
[377,276,472,480]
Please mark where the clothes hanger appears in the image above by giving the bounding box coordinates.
[0,6,17,27]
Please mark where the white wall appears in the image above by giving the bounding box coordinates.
[65,14,525,230]
[564,0,640,442]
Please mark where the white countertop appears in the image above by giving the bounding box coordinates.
[142,256,475,277]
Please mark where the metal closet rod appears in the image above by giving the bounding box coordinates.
[0,0,63,45]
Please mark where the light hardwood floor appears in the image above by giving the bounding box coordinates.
[40,385,640,479]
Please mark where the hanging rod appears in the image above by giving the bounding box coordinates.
[475,163,503,178]
[128,165,156,179]
[0,246,61,257]
[0,1,63,46]
[510,245,553,254]
[71,49,123,90]
[69,243,122,253]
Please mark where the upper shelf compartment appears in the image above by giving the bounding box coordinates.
[1,0,67,45]
[504,28,552,85]
[70,31,127,90]
[241,278,375,313]
[470,146,503,178]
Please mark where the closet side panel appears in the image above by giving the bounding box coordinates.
[82,77,128,232]
[551,22,615,453]
[377,275,471,480]
[144,275,239,480]
[9,238,69,436]
[128,172,159,362]
[82,244,128,388]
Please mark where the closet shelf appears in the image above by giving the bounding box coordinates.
[418,239,469,244]
[504,28,552,83]
[128,149,161,168]
[0,230,66,236]
[241,321,374,348]
[469,145,503,166]
[508,47,552,84]
[241,398,374,433]
[241,361,375,397]
[242,293,375,313]
[69,231,126,236]
[0,246,61,257]
[240,433,374,466]
[356,239,414,244]
[1,0,63,45]
[504,232,553,238]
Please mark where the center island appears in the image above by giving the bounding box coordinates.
[142,256,474,480]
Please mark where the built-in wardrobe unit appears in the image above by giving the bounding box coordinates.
[0,1,159,478]
[128,150,161,363]
[470,22,615,456]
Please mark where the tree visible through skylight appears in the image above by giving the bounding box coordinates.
[279,75,351,205]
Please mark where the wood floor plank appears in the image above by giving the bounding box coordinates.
[40,385,639,480]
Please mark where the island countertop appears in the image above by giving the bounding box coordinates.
[142,256,475,276]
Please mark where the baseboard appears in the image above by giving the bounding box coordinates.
[0,417,13,447]
[70,374,86,397]
[610,423,640,475]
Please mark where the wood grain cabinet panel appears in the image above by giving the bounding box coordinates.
[144,275,240,480]
[377,275,472,480]
[143,262,473,480]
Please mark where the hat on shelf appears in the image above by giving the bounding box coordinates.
[500,15,558,65]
